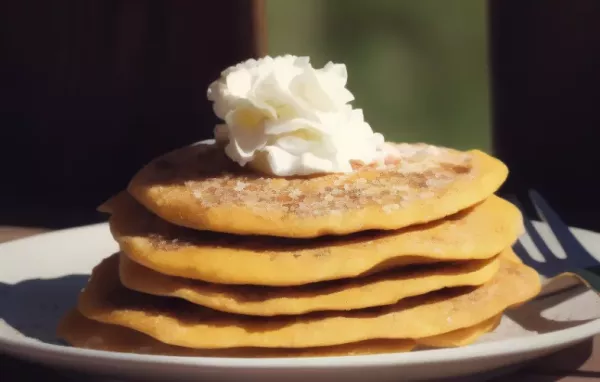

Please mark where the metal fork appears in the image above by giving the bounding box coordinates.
[511,190,600,294]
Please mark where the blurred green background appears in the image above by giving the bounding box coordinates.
[267,0,490,151]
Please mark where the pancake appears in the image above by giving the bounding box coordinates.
[104,192,522,286]
[77,251,540,349]
[58,310,499,356]
[58,310,415,357]
[419,314,501,348]
[127,141,508,238]
[119,253,501,316]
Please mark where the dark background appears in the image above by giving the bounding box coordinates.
[1,0,600,232]
[0,0,264,228]
[490,0,600,231]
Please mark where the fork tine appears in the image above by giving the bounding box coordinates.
[512,240,544,271]
[529,189,599,268]
[508,196,556,259]
[507,195,564,277]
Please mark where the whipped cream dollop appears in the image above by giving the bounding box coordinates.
[207,55,385,176]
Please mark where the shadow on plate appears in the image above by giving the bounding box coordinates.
[505,285,596,333]
[0,275,89,344]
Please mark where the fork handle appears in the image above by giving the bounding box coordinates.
[570,267,600,292]
[545,267,600,294]
[539,275,582,297]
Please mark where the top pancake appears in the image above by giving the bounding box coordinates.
[127,141,508,238]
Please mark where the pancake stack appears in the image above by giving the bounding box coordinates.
[58,141,541,357]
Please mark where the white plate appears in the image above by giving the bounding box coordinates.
[1,222,600,382]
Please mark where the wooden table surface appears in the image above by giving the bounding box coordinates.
[1,227,600,382]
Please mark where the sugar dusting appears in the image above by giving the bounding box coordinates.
[153,142,475,218]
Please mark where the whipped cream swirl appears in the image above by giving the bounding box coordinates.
[207,55,385,176]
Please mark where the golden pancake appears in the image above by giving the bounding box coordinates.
[78,251,540,349]
[127,141,508,238]
[503,249,523,264]
[119,253,501,316]
[419,314,501,348]
[104,192,521,286]
[59,310,499,356]
[58,310,415,357]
